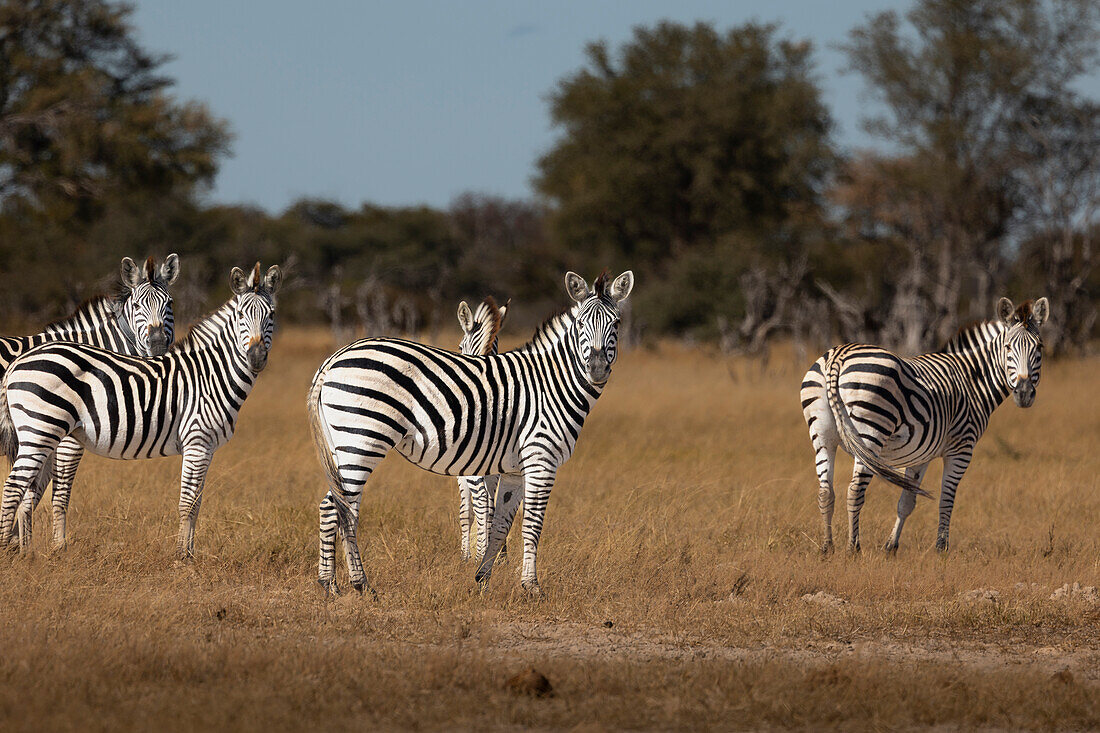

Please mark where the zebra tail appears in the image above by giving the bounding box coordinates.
[824,352,932,499]
[0,380,16,467]
[306,369,345,504]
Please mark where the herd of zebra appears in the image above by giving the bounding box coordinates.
[0,254,1048,596]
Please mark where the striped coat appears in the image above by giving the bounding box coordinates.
[309,270,634,596]
[800,298,1048,553]
[0,255,178,548]
[0,264,280,556]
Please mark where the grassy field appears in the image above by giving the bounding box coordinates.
[0,327,1097,731]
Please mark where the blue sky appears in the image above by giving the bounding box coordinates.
[128,2,929,211]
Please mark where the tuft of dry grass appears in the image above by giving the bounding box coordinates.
[0,328,1097,730]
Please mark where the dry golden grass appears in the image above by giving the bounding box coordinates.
[0,327,1097,731]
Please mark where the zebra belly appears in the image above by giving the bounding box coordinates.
[394,434,521,477]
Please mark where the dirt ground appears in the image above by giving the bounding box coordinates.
[0,327,1096,731]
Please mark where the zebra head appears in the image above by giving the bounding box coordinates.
[457,297,509,356]
[118,254,179,357]
[564,269,634,385]
[229,262,282,373]
[996,297,1049,408]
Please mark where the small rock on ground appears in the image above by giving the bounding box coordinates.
[801,591,847,607]
[1049,583,1099,602]
[505,667,554,698]
[959,589,1000,605]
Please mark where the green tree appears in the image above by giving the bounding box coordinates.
[0,0,230,216]
[0,0,231,321]
[840,0,1100,350]
[534,21,834,337]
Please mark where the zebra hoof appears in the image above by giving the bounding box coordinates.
[935,539,949,553]
[521,580,542,598]
[318,578,341,598]
[821,541,834,556]
[350,579,377,599]
[883,542,899,555]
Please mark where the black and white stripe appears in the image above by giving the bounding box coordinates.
[0,263,280,556]
[455,296,509,562]
[0,254,179,549]
[309,270,634,596]
[800,297,1048,553]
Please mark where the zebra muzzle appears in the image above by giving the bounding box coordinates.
[147,325,169,356]
[1012,380,1035,408]
[587,350,611,384]
[247,341,268,372]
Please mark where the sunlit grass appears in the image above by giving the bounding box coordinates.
[0,329,1096,729]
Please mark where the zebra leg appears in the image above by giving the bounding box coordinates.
[474,474,524,587]
[493,475,523,564]
[337,490,370,596]
[884,462,930,554]
[5,451,54,553]
[48,438,84,550]
[175,443,212,560]
[517,464,557,595]
[318,490,342,595]
[458,477,473,561]
[935,452,973,552]
[471,475,493,562]
[2,452,51,548]
[812,435,839,554]
[318,440,389,596]
[845,461,873,553]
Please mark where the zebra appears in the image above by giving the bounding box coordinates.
[0,263,280,557]
[0,254,179,549]
[800,297,1048,554]
[308,269,634,596]
[455,296,510,562]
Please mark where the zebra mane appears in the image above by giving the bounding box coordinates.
[1010,300,1044,338]
[42,294,120,332]
[938,320,1006,354]
[170,300,234,353]
[517,302,581,354]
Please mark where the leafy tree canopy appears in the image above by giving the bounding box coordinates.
[0,0,231,218]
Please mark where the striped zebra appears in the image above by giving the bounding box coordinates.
[0,263,280,557]
[309,269,634,596]
[0,254,179,549]
[800,297,1048,554]
[455,296,510,562]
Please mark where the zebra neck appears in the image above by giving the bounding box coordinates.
[41,297,135,352]
[549,329,604,408]
[173,302,253,378]
[518,304,580,354]
[974,330,1012,409]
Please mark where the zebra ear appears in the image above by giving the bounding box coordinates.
[160,254,180,286]
[263,265,282,295]
[565,272,590,302]
[457,301,475,333]
[1032,297,1049,327]
[996,297,1015,324]
[609,270,634,303]
[120,257,142,289]
[230,267,250,295]
[498,298,510,325]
